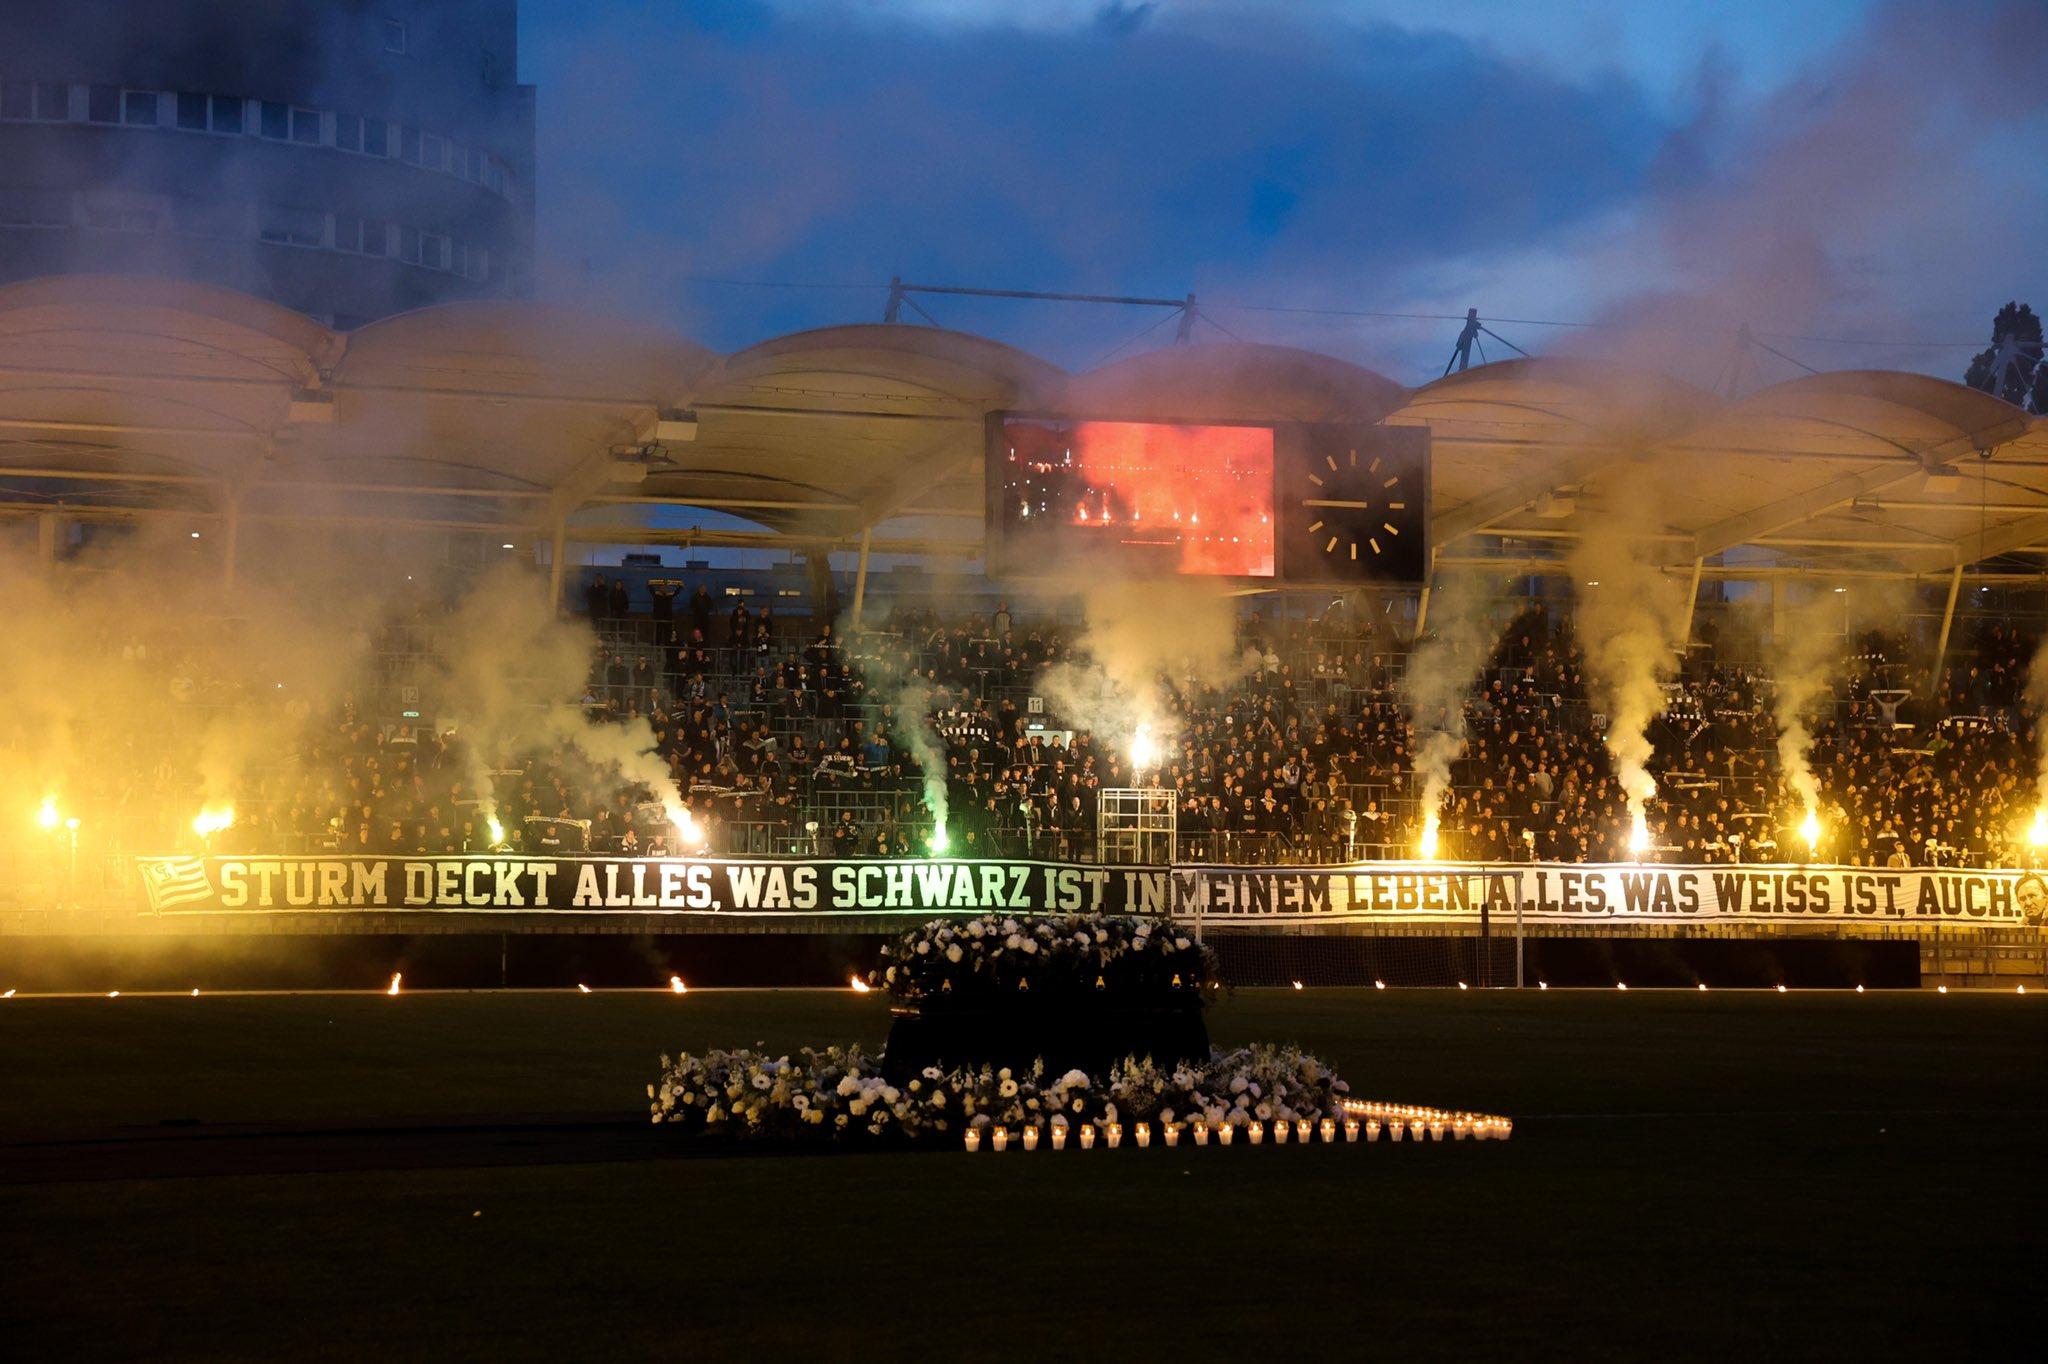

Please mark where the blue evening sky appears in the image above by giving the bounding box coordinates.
[519,0,2045,386]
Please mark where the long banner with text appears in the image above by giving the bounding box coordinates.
[134,855,2048,930]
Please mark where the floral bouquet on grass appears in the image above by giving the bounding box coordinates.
[649,1043,1349,1143]
[877,914,1220,1004]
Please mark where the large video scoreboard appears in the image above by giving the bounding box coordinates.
[986,415,1428,584]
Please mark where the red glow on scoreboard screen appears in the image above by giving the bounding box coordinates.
[992,417,1276,577]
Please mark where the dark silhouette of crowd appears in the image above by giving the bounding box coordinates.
[116,583,2048,870]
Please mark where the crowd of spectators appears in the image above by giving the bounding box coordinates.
[75,582,2048,869]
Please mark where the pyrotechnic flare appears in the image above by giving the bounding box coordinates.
[849,975,872,993]
[485,813,505,847]
[1400,572,1504,867]
[1570,469,1679,862]
[669,975,687,994]
[1799,808,1822,852]
[386,973,402,996]
[2025,635,2048,851]
[191,804,234,838]
[929,820,950,855]
[36,796,59,830]
[667,803,707,850]
[1129,723,1159,771]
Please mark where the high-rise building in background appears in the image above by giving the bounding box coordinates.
[0,0,534,328]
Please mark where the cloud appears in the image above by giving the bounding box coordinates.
[522,0,1666,364]
[520,0,2047,385]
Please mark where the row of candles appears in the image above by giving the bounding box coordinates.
[962,1103,1511,1152]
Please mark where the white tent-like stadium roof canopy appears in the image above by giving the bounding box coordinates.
[1,274,2045,580]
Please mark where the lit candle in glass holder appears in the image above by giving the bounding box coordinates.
[1321,1118,1338,1143]
[1248,1121,1265,1145]
[1051,1122,1068,1151]
[1163,1123,1181,1148]
[1135,1122,1151,1149]
[1079,1124,1096,1150]
[992,1127,1009,1153]
[1273,1118,1289,1145]
[1296,1119,1313,1144]
[964,1128,981,1153]
[1023,1124,1040,1151]
[1106,1123,1123,1149]
[1389,1120,1404,1142]
[1452,1118,1471,1140]
[1193,1122,1210,1147]
[1428,1119,1446,1141]
[1217,1122,1234,1147]
[1410,1120,1426,1141]
[1364,1119,1379,1141]
[1499,1119,1513,1141]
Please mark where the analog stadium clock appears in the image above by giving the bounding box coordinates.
[1300,444,1411,564]
[1275,424,1430,584]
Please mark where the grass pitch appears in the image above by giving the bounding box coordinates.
[4,987,2042,1359]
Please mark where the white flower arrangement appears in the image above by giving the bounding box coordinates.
[649,1043,1349,1145]
[877,913,1217,1003]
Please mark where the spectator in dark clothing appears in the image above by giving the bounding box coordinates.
[586,574,608,621]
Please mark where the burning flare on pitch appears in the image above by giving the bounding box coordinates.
[386,973,402,996]
[192,804,235,838]
[669,975,687,994]
[849,974,872,993]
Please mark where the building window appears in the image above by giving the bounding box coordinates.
[121,90,158,126]
[260,101,288,140]
[176,92,208,131]
[290,106,320,144]
[363,118,389,158]
[257,204,325,247]
[335,114,360,152]
[468,246,489,281]
[396,224,420,264]
[88,84,119,123]
[420,231,449,270]
[209,94,243,133]
[384,19,407,54]
[35,81,70,121]
[419,131,447,172]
